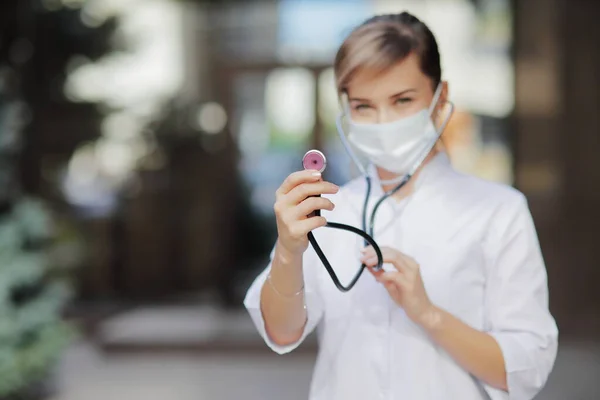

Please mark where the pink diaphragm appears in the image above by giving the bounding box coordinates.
[302,149,327,173]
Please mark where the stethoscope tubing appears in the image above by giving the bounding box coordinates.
[307,173,410,292]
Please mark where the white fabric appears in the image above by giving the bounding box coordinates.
[244,152,558,400]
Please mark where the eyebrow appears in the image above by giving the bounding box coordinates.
[349,89,417,102]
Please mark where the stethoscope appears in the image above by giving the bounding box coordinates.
[302,87,454,292]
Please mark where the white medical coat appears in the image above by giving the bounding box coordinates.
[244,152,558,400]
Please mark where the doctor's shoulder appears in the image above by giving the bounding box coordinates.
[451,170,534,228]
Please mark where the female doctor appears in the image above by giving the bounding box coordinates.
[244,12,558,400]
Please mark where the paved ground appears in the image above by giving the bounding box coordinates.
[52,340,600,400]
[50,305,600,399]
[52,341,315,400]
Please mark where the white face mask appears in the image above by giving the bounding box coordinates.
[346,84,446,176]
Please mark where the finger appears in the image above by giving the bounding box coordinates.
[387,253,419,278]
[286,181,339,205]
[381,279,398,295]
[366,265,385,279]
[363,259,398,282]
[360,247,400,269]
[360,246,376,260]
[294,197,335,219]
[398,253,419,271]
[377,272,408,287]
[387,250,411,273]
[289,216,327,239]
[277,170,325,198]
[376,273,401,291]
[361,255,382,268]
[360,245,383,261]
[360,252,380,267]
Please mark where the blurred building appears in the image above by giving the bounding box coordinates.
[3,0,596,340]
[512,0,600,340]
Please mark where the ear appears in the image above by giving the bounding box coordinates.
[440,81,449,105]
[433,81,449,123]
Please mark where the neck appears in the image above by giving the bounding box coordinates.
[377,149,439,201]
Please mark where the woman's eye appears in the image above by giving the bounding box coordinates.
[353,104,370,111]
[395,97,413,104]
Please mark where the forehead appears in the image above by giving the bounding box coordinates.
[346,52,430,99]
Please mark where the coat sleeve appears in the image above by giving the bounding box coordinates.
[243,243,324,355]
[482,194,559,400]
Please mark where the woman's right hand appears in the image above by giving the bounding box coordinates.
[274,170,339,257]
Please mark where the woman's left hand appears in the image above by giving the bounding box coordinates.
[360,246,435,327]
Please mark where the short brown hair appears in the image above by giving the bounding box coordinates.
[334,12,442,95]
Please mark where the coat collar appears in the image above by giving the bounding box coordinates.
[366,151,454,198]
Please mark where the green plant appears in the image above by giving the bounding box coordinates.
[0,198,76,399]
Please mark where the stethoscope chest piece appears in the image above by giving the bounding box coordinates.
[302,149,327,173]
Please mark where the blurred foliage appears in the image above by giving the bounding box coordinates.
[0,0,100,396]
[0,198,76,399]
[0,0,118,91]
[0,0,118,195]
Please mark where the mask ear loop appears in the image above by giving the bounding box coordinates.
[427,82,453,138]
[427,81,444,115]
[437,100,455,137]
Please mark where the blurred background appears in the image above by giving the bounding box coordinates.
[0,0,598,399]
